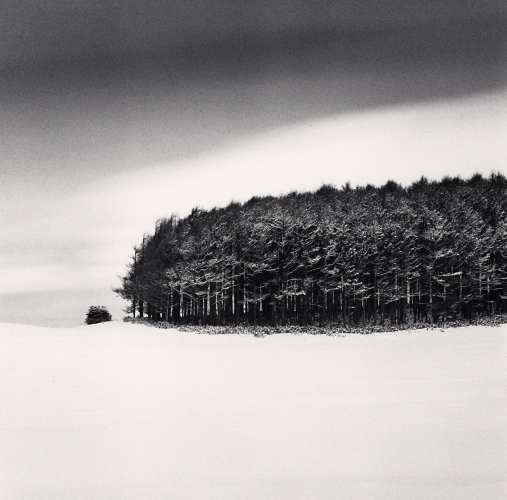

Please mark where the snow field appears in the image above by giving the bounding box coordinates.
[0,321,506,499]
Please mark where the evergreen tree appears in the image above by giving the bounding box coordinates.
[85,306,112,325]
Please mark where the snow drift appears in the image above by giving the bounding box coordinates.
[1,321,506,499]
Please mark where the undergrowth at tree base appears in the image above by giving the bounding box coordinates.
[123,314,507,337]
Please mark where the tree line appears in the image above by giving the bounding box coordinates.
[114,173,507,327]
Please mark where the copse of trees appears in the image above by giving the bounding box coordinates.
[114,173,507,328]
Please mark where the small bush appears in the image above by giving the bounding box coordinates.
[85,306,112,325]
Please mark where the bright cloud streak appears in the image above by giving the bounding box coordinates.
[89,89,507,229]
[0,264,117,294]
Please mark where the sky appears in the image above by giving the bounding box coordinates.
[1,1,506,327]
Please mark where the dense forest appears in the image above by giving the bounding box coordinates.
[115,173,507,328]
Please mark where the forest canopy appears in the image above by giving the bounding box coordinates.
[114,173,507,327]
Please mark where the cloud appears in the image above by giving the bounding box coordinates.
[2,1,505,65]
[88,89,507,222]
[0,264,119,294]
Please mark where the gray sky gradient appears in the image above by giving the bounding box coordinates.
[2,1,506,66]
[1,1,506,326]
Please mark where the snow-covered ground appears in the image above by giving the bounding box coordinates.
[1,322,506,500]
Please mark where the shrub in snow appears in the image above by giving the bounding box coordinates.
[85,306,112,325]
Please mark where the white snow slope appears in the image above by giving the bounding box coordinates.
[1,321,506,500]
